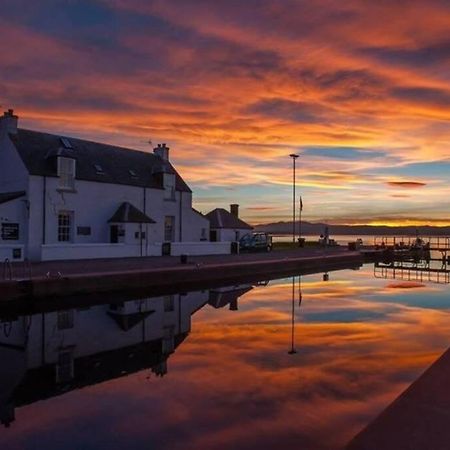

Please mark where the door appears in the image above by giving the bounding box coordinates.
[210,230,218,242]
[110,225,119,243]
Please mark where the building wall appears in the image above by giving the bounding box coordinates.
[213,228,251,242]
[0,132,28,193]
[0,132,29,259]
[27,175,208,260]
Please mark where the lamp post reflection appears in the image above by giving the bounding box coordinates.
[288,275,303,355]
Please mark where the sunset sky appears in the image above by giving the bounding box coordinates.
[2,0,450,226]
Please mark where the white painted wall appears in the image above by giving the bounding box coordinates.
[0,244,25,262]
[213,228,251,242]
[170,241,230,256]
[1,126,211,261]
[41,243,162,261]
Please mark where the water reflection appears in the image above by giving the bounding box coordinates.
[0,286,252,429]
[1,266,450,450]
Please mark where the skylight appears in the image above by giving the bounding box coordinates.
[60,137,73,149]
[129,169,138,178]
[94,164,104,174]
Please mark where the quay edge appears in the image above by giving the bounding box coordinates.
[0,251,366,302]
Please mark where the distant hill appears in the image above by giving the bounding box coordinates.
[253,220,450,236]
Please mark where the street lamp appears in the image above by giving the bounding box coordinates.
[289,154,299,244]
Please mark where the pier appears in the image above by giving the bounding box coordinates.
[0,248,365,305]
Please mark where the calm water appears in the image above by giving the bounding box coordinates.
[274,234,377,245]
[1,263,450,450]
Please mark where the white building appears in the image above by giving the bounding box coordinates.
[0,109,229,261]
[206,204,253,242]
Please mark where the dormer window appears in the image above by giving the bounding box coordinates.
[58,157,76,190]
[163,173,175,200]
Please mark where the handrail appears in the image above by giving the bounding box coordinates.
[3,258,12,281]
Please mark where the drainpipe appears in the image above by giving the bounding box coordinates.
[179,191,183,242]
[143,187,147,256]
[42,176,46,245]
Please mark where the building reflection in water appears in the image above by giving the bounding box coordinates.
[0,284,254,428]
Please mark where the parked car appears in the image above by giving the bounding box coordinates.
[239,233,273,252]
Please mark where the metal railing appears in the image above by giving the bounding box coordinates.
[373,236,450,250]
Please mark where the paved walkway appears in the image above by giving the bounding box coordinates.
[346,347,450,450]
[9,247,346,279]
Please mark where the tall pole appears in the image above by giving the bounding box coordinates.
[289,154,299,244]
[299,196,302,244]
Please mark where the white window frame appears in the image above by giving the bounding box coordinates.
[58,211,74,242]
[57,157,76,190]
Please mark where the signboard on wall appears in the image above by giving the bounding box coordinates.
[1,223,19,240]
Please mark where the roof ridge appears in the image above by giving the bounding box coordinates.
[17,128,159,158]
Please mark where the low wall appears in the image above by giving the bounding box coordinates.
[41,243,162,261]
[0,245,25,262]
[170,242,231,256]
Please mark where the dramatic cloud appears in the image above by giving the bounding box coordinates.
[387,182,427,188]
[1,0,450,224]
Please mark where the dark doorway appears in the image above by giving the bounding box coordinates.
[210,230,218,242]
[110,225,119,243]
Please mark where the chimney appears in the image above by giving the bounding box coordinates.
[0,109,18,135]
[230,204,239,218]
[153,143,169,161]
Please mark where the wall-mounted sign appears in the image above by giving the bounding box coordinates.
[1,223,19,240]
[77,226,91,236]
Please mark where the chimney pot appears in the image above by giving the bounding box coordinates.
[0,108,18,135]
[153,142,170,161]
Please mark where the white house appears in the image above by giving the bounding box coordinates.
[0,109,229,261]
[206,204,253,242]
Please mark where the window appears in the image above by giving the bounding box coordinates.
[58,211,73,242]
[57,157,76,190]
[57,310,74,330]
[163,174,175,200]
[163,295,175,312]
[129,169,138,178]
[164,216,175,242]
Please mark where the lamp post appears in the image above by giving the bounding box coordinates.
[289,154,299,244]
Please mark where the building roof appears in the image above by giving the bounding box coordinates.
[0,190,26,205]
[205,208,253,230]
[9,129,191,192]
[108,202,156,224]
[208,286,253,309]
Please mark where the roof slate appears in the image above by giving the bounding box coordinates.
[9,129,191,192]
[0,190,26,205]
[108,202,156,224]
[205,208,253,230]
